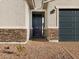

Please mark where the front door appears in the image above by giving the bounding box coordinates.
[32,14,43,38]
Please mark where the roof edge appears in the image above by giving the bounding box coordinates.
[26,0,35,9]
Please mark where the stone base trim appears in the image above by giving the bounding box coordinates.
[46,28,59,41]
[0,29,27,42]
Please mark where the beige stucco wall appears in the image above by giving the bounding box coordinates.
[34,0,42,9]
[47,0,79,28]
[0,0,30,28]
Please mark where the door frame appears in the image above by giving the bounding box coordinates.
[31,11,45,38]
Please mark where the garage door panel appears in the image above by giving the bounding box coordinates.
[59,17,73,22]
[75,35,79,40]
[76,11,79,17]
[76,26,79,28]
[59,12,74,17]
[59,9,79,41]
[59,28,73,40]
[59,35,75,41]
[59,10,74,17]
[59,35,73,40]
[76,13,79,16]
[59,10,71,13]
[76,16,79,22]
[60,33,73,36]
[60,32,73,35]
[76,14,79,16]
[75,26,79,28]
[59,28,72,32]
[76,18,79,22]
[60,23,72,28]
[59,14,73,17]
[76,36,79,40]
[76,21,79,23]
[76,30,79,33]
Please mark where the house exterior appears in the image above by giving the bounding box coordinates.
[0,0,35,43]
[43,0,79,42]
[0,0,79,43]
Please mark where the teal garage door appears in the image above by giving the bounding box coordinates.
[59,9,79,41]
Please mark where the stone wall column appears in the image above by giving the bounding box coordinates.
[47,28,59,42]
[0,29,27,42]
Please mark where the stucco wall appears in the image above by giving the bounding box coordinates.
[47,0,79,28]
[34,0,42,9]
[0,0,30,42]
[0,0,29,28]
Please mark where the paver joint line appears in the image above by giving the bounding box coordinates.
[62,47,77,59]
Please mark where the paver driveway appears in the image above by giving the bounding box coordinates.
[0,40,79,59]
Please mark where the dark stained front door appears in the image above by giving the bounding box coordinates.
[32,14,43,38]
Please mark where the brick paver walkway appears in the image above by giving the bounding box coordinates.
[0,40,79,59]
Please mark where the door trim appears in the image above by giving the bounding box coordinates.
[32,12,45,38]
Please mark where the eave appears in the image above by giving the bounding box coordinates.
[43,2,48,9]
[42,0,54,9]
[26,0,35,9]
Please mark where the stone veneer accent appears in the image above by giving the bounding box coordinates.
[47,28,58,40]
[0,29,27,42]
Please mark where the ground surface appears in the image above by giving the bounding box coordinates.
[0,40,79,59]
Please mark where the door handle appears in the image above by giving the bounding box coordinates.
[36,27,39,29]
